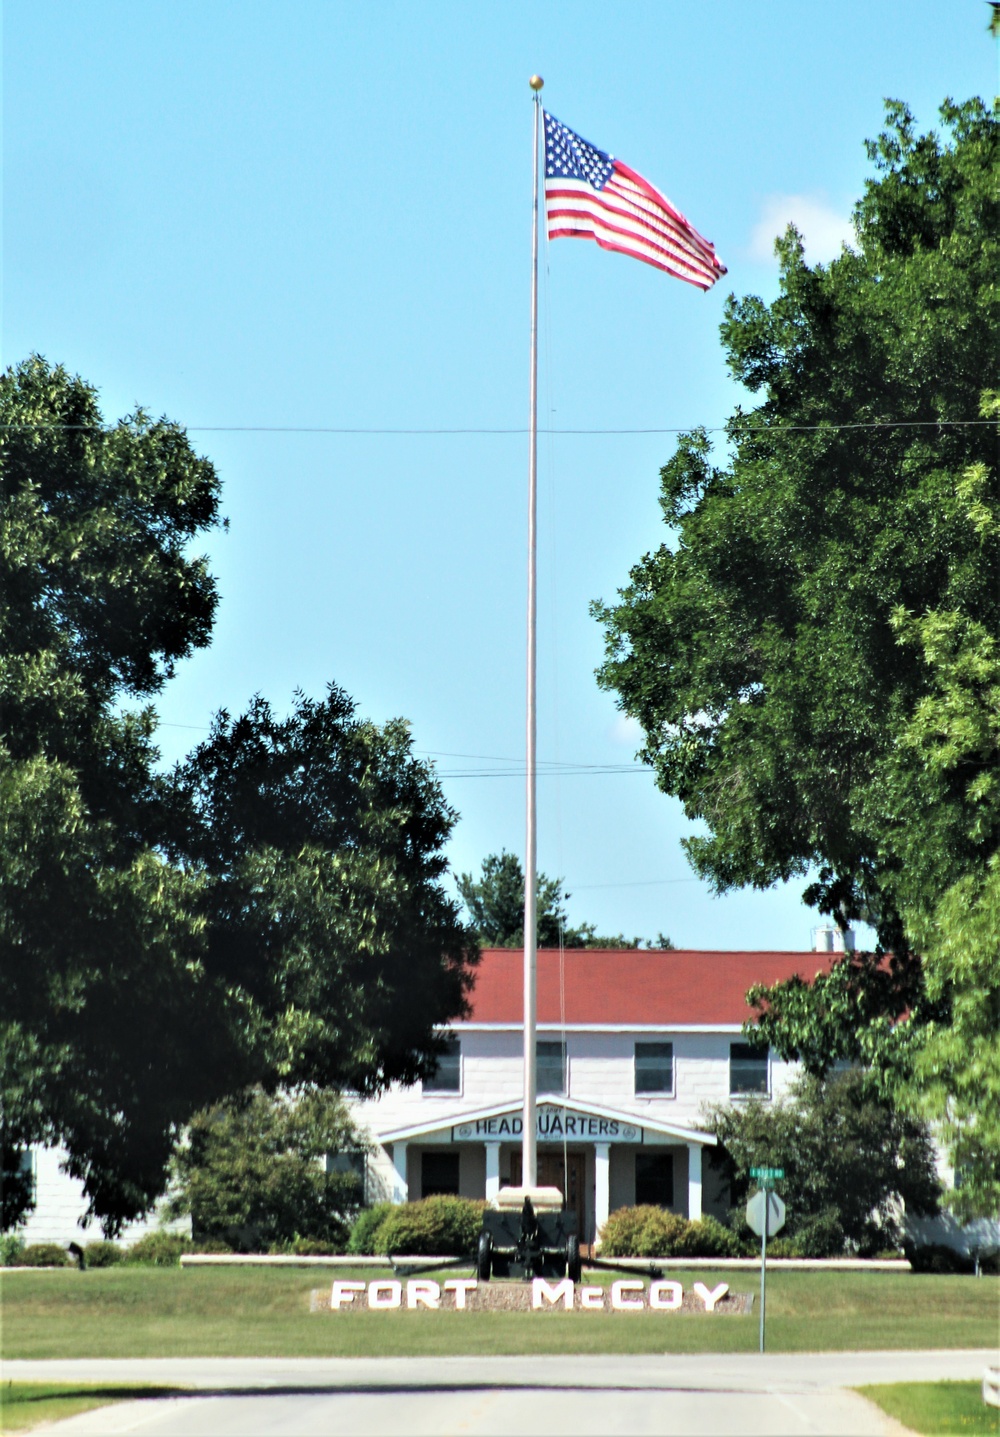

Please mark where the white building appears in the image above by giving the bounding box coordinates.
[353,946,819,1242]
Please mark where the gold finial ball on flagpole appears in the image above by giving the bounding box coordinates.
[529,75,544,91]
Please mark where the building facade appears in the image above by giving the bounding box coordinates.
[352,947,825,1242]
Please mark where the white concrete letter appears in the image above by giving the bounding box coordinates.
[368,1280,402,1309]
[485,1142,501,1202]
[610,1280,644,1311]
[391,1141,408,1203]
[687,1142,702,1220]
[693,1281,729,1312]
[532,1277,574,1309]
[594,1142,611,1241]
[649,1280,683,1311]
[444,1279,478,1310]
[406,1279,440,1309]
[330,1280,365,1309]
[580,1285,605,1309]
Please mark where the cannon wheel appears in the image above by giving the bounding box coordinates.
[477,1230,493,1281]
[566,1233,582,1284]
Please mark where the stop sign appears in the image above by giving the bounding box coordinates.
[746,1189,786,1238]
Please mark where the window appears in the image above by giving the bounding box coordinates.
[635,1152,674,1207]
[730,1041,769,1095]
[634,1041,674,1095]
[326,1150,366,1203]
[421,1151,460,1197]
[536,1040,566,1094]
[423,1037,461,1093]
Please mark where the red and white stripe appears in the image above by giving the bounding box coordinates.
[545,160,726,291]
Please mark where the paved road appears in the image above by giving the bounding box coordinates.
[9,1351,997,1435]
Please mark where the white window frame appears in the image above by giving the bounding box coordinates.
[633,1040,675,1098]
[422,1036,462,1096]
[728,1041,770,1098]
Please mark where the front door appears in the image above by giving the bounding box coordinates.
[510,1149,586,1236]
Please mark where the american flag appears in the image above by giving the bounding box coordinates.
[543,111,726,291]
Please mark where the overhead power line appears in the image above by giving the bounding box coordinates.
[0,419,993,436]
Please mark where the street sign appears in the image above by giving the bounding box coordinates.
[749,1167,784,1180]
[746,1189,786,1238]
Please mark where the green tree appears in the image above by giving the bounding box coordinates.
[170,1088,364,1252]
[593,99,999,1205]
[709,1069,940,1255]
[457,850,672,948]
[0,357,477,1233]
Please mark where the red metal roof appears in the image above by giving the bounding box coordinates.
[464,948,834,1026]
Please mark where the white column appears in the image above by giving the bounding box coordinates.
[687,1143,702,1221]
[594,1143,611,1243]
[484,1143,501,1203]
[391,1141,408,1203]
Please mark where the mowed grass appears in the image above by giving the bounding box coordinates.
[2,1267,997,1359]
[857,1381,1000,1435]
[0,1383,181,1433]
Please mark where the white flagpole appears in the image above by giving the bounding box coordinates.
[522,74,544,1192]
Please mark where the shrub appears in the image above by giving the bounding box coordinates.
[123,1232,192,1267]
[0,1234,25,1266]
[600,1207,687,1257]
[82,1240,123,1268]
[17,1243,70,1267]
[347,1203,394,1255]
[171,1088,363,1252]
[674,1214,742,1258]
[269,1236,341,1256]
[375,1197,486,1256]
[905,1242,975,1274]
[708,1069,940,1257]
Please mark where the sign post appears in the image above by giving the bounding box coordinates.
[746,1169,785,1353]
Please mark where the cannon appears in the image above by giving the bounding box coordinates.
[477,1187,581,1282]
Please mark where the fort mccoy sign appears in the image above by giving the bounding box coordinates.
[323,1279,748,1314]
[452,1105,642,1143]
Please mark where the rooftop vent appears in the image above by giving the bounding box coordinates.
[812,925,856,954]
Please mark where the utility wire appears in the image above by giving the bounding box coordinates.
[0,420,993,435]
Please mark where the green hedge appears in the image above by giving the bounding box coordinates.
[83,1240,124,1268]
[12,1242,71,1267]
[122,1232,192,1266]
[348,1197,485,1256]
[599,1208,742,1258]
[346,1202,395,1254]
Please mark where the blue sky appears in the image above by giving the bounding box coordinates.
[4,2,994,948]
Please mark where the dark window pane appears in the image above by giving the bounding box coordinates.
[537,1040,566,1094]
[635,1153,674,1207]
[730,1041,769,1095]
[422,1151,460,1197]
[424,1038,461,1092]
[326,1150,366,1203]
[635,1041,674,1094]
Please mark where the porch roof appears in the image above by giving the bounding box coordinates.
[373,1096,717,1148]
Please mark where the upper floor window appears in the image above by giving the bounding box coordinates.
[634,1041,674,1095]
[729,1041,769,1095]
[423,1037,461,1093]
[537,1040,566,1094]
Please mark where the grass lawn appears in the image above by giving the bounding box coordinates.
[857,1382,1000,1435]
[0,1383,181,1433]
[2,1267,997,1358]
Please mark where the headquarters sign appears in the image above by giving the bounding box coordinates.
[452,1105,642,1144]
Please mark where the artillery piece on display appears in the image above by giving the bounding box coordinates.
[476,1186,581,1281]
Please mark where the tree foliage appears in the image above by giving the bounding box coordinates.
[709,1069,940,1255]
[457,849,673,949]
[1,357,477,1233]
[593,100,999,1207]
[170,1088,364,1252]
